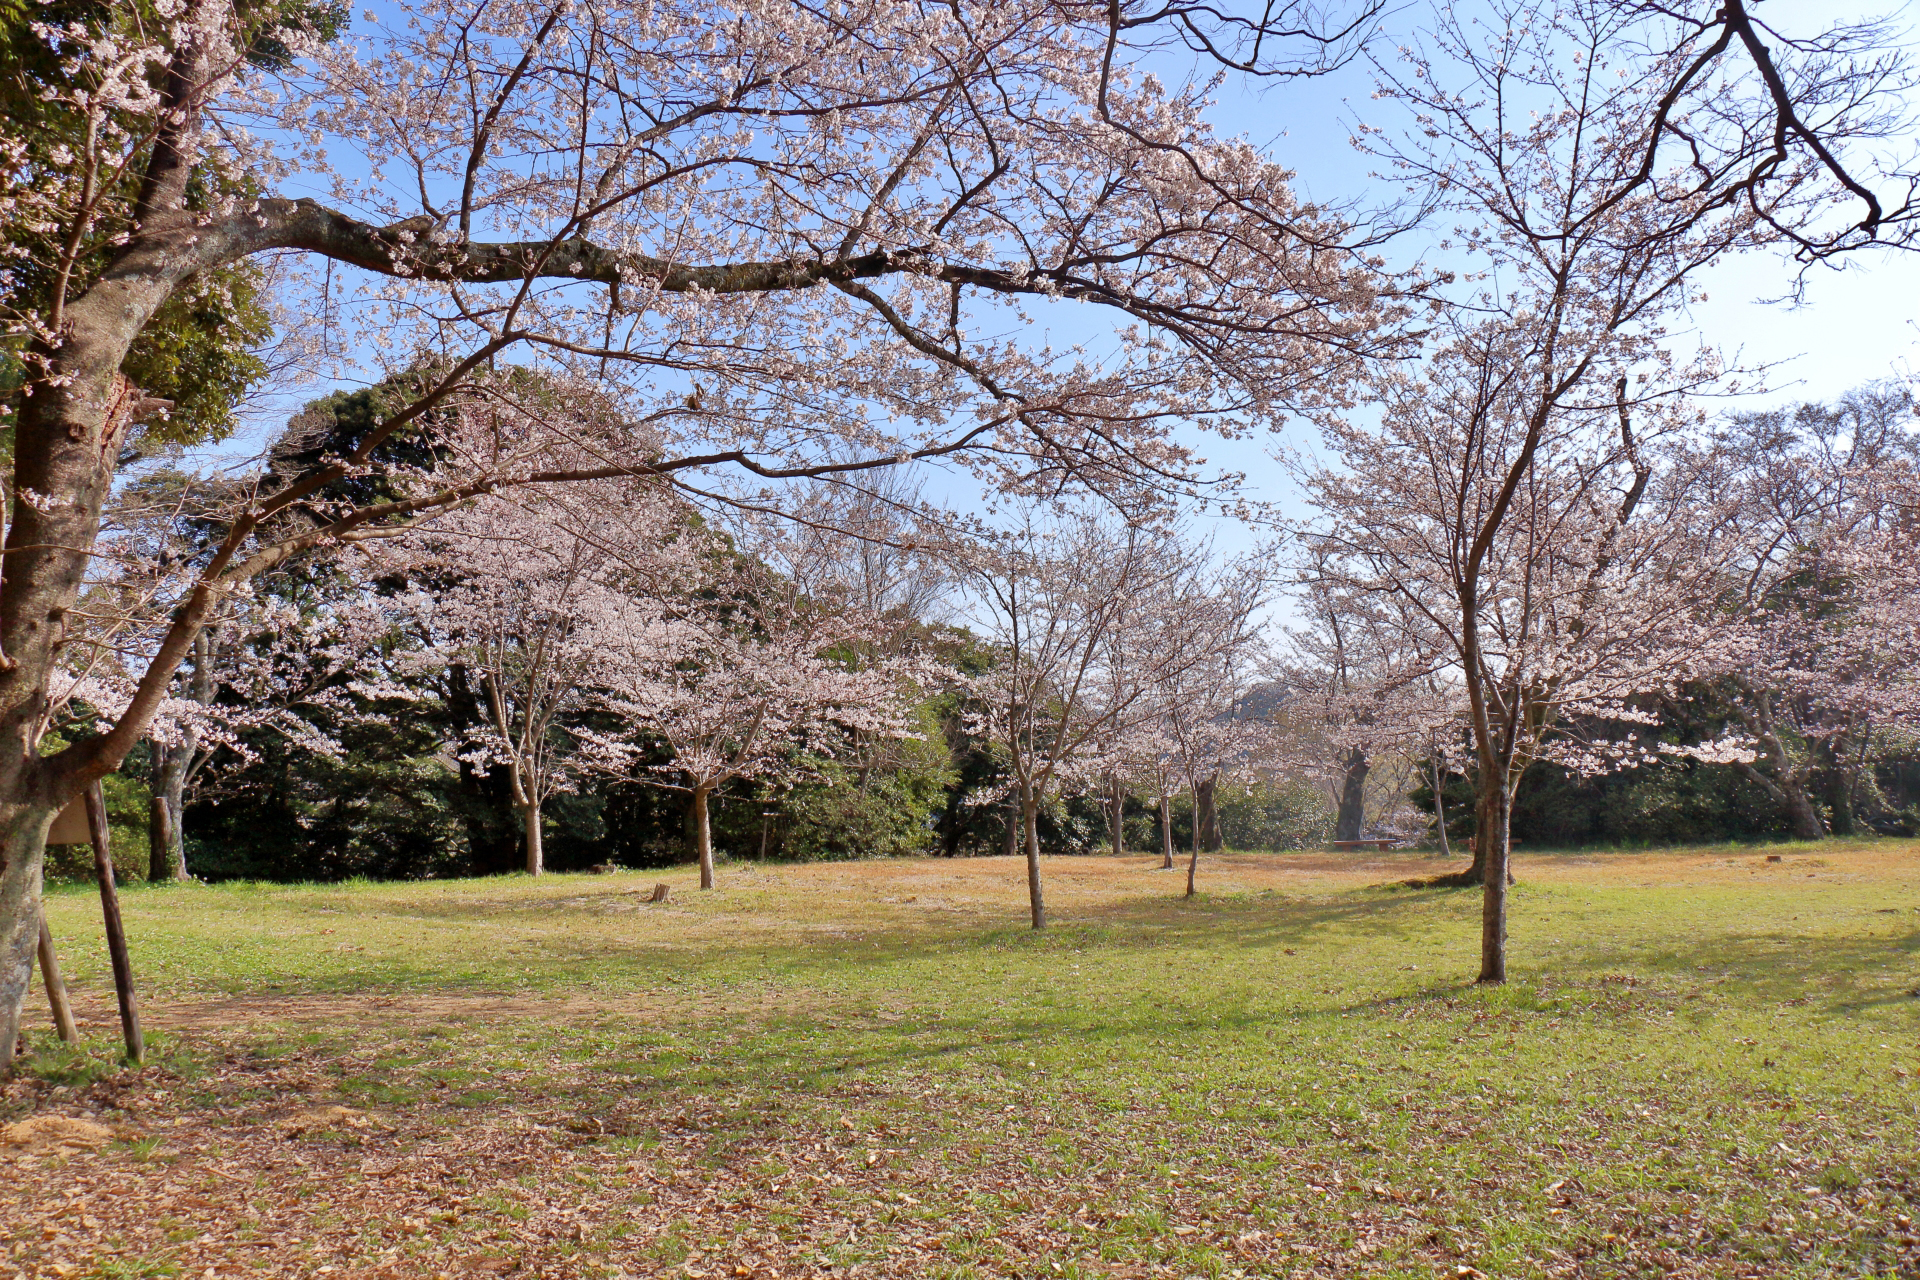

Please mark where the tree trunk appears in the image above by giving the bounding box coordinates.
[691,786,715,890]
[1334,748,1369,841]
[0,28,250,1063]
[1735,692,1826,842]
[0,804,60,1072]
[147,794,175,883]
[1431,755,1451,859]
[1477,783,1511,986]
[1185,781,1201,899]
[1022,787,1045,930]
[1827,775,1855,836]
[87,783,143,1063]
[1110,774,1124,858]
[1196,771,1221,852]
[523,800,545,876]
[1782,784,1827,842]
[1158,792,1174,869]
[36,917,78,1044]
[1004,790,1020,859]
[146,626,212,883]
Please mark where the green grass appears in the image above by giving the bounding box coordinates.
[11,839,1920,1278]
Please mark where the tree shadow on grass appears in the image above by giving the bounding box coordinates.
[1553,924,1920,1017]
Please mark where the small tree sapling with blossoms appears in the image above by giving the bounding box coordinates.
[583,574,924,891]
[963,514,1265,927]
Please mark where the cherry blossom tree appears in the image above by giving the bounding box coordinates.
[1305,0,1799,983]
[963,514,1263,925]
[1696,388,1920,837]
[382,486,692,874]
[586,568,923,891]
[0,0,1419,1061]
[1159,651,1266,896]
[1276,569,1448,847]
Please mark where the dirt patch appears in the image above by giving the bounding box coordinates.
[53,987,800,1034]
[1,1113,112,1152]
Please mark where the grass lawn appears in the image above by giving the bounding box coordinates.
[5,840,1918,1279]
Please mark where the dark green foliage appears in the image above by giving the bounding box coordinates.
[120,267,272,447]
[1507,759,1796,847]
[1213,780,1331,851]
[779,707,956,861]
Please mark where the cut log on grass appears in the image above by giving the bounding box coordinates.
[85,783,143,1064]
[35,917,78,1043]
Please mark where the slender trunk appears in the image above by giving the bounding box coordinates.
[1196,771,1221,852]
[36,917,77,1043]
[1022,786,1044,930]
[160,749,189,879]
[1334,748,1369,841]
[1431,755,1451,859]
[1185,781,1200,899]
[1477,782,1512,985]
[1158,792,1174,869]
[1110,774,1124,858]
[758,808,772,860]
[147,794,173,883]
[523,799,544,876]
[86,784,142,1063]
[691,786,715,890]
[1004,789,1020,859]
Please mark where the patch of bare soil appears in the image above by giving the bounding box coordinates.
[54,988,800,1034]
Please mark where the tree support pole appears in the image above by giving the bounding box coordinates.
[36,917,78,1043]
[85,783,143,1064]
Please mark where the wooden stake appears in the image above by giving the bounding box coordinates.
[85,782,143,1064]
[36,917,79,1043]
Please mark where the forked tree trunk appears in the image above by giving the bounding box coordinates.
[1734,694,1827,842]
[690,785,715,890]
[1158,792,1174,869]
[1782,785,1827,842]
[1334,748,1369,841]
[0,372,157,1069]
[1021,787,1045,929]
[523,800,545,876]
